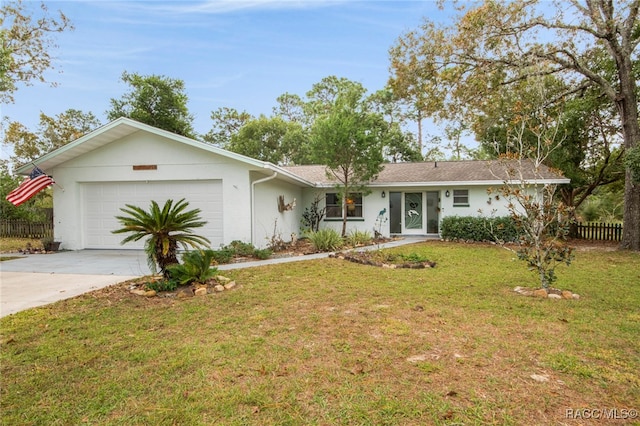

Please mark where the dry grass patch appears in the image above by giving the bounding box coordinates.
[1,241,638,425]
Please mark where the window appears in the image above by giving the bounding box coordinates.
[453,189,469,207]
[326,193,363,218]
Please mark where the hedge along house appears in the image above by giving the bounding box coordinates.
[16,118,569,250]
[285,161,569,237]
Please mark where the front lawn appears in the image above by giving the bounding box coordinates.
[1,241,638,425]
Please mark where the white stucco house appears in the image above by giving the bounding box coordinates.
[16,118,569,250]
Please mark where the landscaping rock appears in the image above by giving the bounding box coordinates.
[224,281,236,290]
[194,287,208,296]
[533,289,548,298]
[176,288,193,298]
[561,290,574,300]
[216,275,231,284]
[214,285,225,292]
[548,294,562,299]
[572,293,580,300]
[131,289,147,296]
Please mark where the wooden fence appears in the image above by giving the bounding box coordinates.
[573,222,623,242]
[0,220,53,239]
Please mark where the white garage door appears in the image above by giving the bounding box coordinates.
[82,180,223,249]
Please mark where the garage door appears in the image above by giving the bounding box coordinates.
[82,180,223,249]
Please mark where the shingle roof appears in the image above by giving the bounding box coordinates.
[282,160,569,186]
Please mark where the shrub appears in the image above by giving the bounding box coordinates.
[253,248,273,260]
[146,279,178,292]
[440,216,518,242]
[167,249,219,286]
[210,248,234,264]
[228,240,256,257]
[345,229,373,246]
[307,229,344,252]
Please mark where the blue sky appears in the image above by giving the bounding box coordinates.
[3,1,456,152]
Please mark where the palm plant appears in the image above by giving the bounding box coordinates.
[166,249,218,286]
[112,198,210,278]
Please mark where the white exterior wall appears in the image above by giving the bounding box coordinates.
[252,175,303,248]
[301,185,538,238]
[51,132,257,250]
[304,189,390,237]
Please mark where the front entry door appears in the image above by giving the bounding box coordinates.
[403,192,424,234]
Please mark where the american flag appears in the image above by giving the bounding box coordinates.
[5,167,55,207]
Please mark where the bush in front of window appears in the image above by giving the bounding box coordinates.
[440,216,518,242]
[306,229,344,252]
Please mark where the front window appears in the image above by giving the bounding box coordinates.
[326,193,363,218]
[453,189,469,207]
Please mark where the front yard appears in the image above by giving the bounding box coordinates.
[1,241,638,425]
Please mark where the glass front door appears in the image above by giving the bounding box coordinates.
[404,192,423,232]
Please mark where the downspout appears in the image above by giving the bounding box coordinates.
[250,171,278,246]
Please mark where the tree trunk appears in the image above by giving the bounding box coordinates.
[617,54,640,251]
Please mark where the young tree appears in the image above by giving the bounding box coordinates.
[485,78,575,290]
[310,86,386,237]
[107,71,195,138]
[389,0,640,250]
[0,0,72,103]
[112,199,210,278]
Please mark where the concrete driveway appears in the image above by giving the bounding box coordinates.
[1,250,151,318]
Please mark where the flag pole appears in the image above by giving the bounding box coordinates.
[31,162,64,191]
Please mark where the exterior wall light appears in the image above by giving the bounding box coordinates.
[381,191,386,198]
[445,190,450,197]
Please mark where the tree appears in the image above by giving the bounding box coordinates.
[226,115,311,165]
[112,198,210,279]
[203,107,253,147]
[484,87,575,290]
[0,160,50,221]
[0,0,72,103]
[107,71,195,138]
[310,86,386,237]
[389,0,640,250]
[474,72,625,212]
[3,109,100,167]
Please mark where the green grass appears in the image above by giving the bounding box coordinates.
[1,241,639,425]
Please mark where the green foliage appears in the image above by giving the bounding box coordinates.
[252,248,273,260]
[576,187,624,222]
[0,163,51,221]
[345,229,373,246]
[226,115,311,165]
[5,109,100,166]
[166,250,219,286]
[227,240,256,257]
[624,145,640,184]
[307,228,344,252]
[0,1,73,103]
[209,241,273,264]
[203,107,253,147]
[440,216,518,242]
[210,248,234,264]
[310,80,386,236]
[107,71,195,138]
[300,193,326,233]
[145,279,178,293]
[112,199,210,278]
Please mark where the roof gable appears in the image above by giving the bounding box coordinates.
[17,118,315,187]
